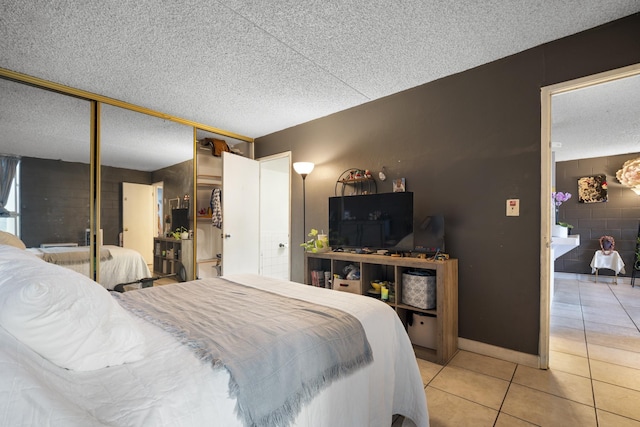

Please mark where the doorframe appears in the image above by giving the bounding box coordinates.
[153,181,163,238]
[539,63,640,369]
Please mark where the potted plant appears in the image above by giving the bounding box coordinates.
[552,191,573,237]
[300,228,329,253]
[171,226,189,240]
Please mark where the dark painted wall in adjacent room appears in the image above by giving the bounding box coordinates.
[555,152,640,276]
[255,14,640,356]
[152,159,193,233]
[21,157,93,247]
[21,157,152,247]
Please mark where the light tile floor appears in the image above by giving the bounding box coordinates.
[403,276,640,426]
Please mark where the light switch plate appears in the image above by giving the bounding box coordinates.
[506,199,519,216]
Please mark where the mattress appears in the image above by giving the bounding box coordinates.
[0,272,428,426]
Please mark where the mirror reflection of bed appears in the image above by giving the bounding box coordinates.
[0,77,195,289]
[27,243,152,290]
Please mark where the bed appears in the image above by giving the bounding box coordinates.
[0,243,429,427]
[26,244,152,290]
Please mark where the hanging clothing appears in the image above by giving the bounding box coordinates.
[211,188,222,228]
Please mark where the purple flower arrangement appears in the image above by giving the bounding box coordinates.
[552,191,572,227]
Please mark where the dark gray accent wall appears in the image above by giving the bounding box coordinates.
[255,13,640,356]
[21,157,92,247]
[555,152,640,275]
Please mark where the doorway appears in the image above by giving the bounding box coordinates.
[218,151,291,278]
[122,182,155,265]
[539,63,640,369]
[259,152,291,280]
[153,182,163,238]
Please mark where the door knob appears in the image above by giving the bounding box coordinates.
[279,243,287,248]
[224,234,231,238]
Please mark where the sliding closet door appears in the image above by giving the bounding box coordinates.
[101,104,194,280]
[0,77,91,254]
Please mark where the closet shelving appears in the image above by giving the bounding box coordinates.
[196,175,221,219]
[196,144,222,219]
[195,145,223,278]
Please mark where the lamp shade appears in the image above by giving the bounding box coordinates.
[293,162,315,176]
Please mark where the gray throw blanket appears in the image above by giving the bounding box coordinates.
[38,246,112,265]
[114,278,373,427]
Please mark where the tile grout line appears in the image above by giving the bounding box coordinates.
[491,363,519,427]
[579,278,600,426]
[608,282,640,333]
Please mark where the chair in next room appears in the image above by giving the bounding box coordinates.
[590,235,625,284]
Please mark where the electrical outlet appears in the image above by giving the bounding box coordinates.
[506,199,519,216]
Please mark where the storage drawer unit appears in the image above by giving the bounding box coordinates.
[333,278,361,294]
[408,312,437,349]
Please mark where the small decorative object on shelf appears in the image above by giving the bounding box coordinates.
[393,178,406,193]
[301,228,329,253]
[335,168,377,195]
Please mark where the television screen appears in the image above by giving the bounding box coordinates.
[329,192,413,251]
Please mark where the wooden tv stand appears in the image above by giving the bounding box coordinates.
[304,251,458,365]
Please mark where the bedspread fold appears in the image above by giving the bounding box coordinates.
[114,278,373,427]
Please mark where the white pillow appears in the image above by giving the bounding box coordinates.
[0,245,146,371]
[0,230,26,250]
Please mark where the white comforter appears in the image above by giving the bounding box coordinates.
[28,245,152,290]
[0,274,428,427]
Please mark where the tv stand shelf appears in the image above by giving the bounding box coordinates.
[304,252,458,365]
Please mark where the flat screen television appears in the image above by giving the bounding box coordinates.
[329,192,413,251]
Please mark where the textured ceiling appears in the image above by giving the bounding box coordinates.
[1,1,639,169]
[552,73,640,162]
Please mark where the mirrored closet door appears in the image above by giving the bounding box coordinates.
[0,77,92,278]
[100,104,195,283]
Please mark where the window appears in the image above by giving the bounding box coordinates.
[0,161,20,235]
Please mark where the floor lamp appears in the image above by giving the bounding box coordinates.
[293,162,315,243]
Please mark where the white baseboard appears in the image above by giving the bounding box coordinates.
[458,338,541,369]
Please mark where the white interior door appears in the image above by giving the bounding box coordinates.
[259,153,291,280]
[122,182,154,265]
[222,152,259,275]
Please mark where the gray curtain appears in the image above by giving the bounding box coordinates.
[0,156,19,217]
